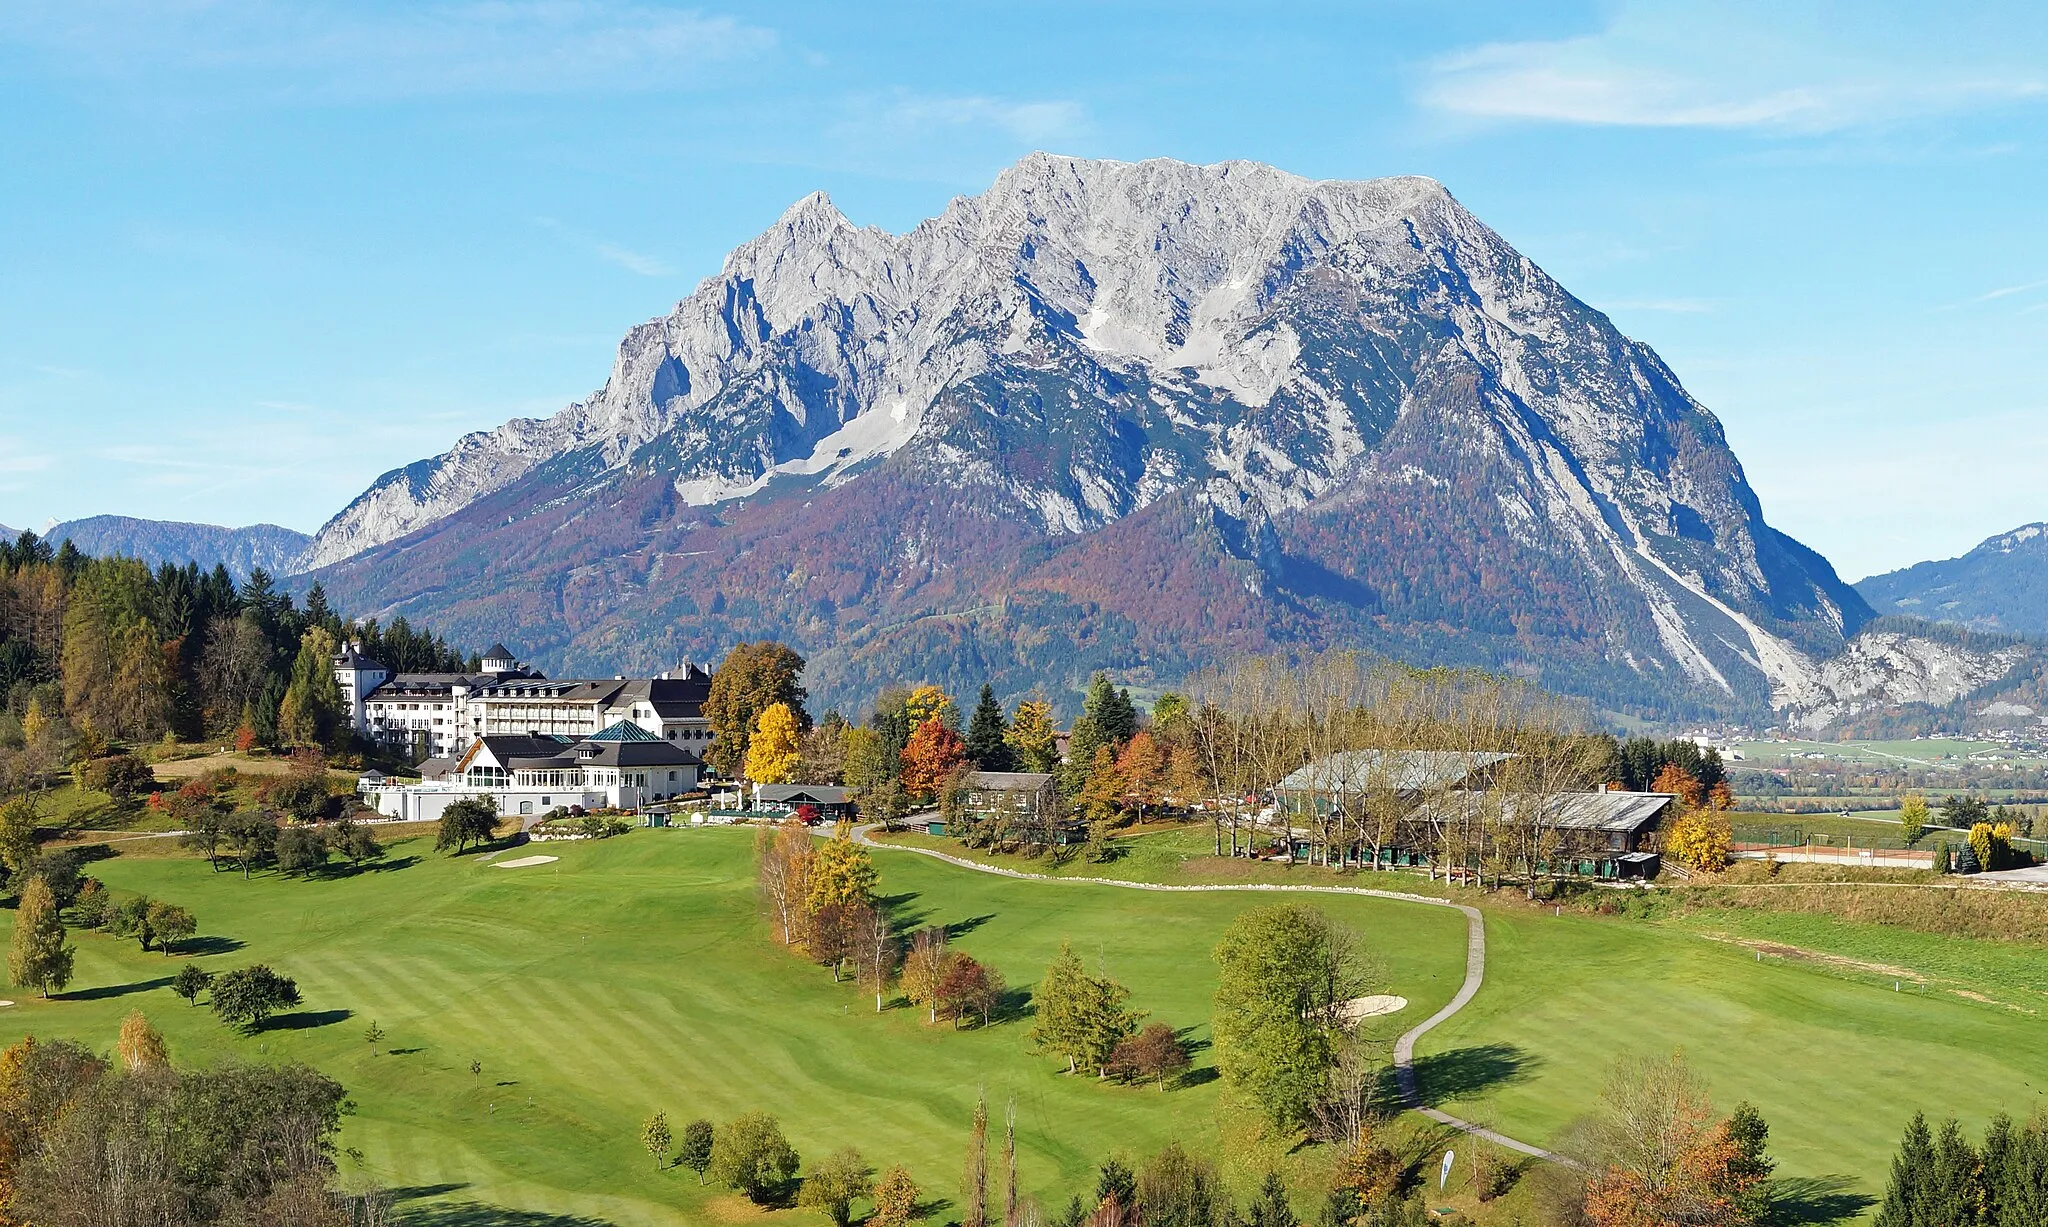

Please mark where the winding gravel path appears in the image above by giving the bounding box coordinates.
[850,824,1573,1164]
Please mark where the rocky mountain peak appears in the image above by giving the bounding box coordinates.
[301,153,1870,720]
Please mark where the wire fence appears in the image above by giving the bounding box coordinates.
[1732,824,1920,852]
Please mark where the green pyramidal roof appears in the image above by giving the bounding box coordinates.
[585,721,663,743]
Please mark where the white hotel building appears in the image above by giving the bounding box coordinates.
[333,641,720,763]
[338,641,714,822]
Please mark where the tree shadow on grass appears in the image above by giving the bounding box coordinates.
[880,891,930,932]
[325,855,422,878]
[1766,1175,1875,1225]
[175,936,245,957]
[909,1196,954,1222]
[388,1184,469,1201]
[1406,1043,1540,1108]
[992,986,1034,1025]
[61,976,173,1001]
[261,1008,353,1032]
[392,1205,616,1227]
[945,914,995,939]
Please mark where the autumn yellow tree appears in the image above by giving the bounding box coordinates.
[808,825,877,914]
[1005,698,1059,773]
[745,703,804,783]
[116,1011,169,1071]
[903,684,956,729]
[1665,808,1732,872]
[871,1165,921,1227]
[703,641,808,778]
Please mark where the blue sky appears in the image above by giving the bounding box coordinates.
[2,1,2045,581]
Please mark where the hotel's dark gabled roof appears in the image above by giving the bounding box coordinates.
[466,734,575,769]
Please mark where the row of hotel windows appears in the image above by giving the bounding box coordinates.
[464,767,678,788]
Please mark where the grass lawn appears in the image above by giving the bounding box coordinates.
[869,826,1459,896]
[1419,903,2048,1219]
[0,827,1468,1227]
[9,822,2045,1225]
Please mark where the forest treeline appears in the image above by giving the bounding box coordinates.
[0,530,468,779]
[700,642,1735,882]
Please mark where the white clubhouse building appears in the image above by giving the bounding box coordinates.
[359,721,703,823]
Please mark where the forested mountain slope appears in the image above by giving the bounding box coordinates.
[1858,523,2048,636]
[47,516,311,582]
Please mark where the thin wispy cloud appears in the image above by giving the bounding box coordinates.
[533,217,677,279]
[595,243,675,278]
[1,1,777,100]
[1418,4,2047,133]
[1932,277,2048,311]
[861,94,1091,146]
[0,447,55,476]
[823,90,1090,152]
[1974,278,2048,302]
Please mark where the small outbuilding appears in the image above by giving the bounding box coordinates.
[753,783,856,822]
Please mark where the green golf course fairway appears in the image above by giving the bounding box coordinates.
[0,829,1469,1226]
[1418,905,2048,1214]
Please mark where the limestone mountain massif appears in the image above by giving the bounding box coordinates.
[295,154,1883,721]
[41,154,2034,729]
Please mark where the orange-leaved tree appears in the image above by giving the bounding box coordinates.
[900,719,966,803]
[1114,730,1167,821]
[1579,1050,1772,1227]
[1650,762,1704,810]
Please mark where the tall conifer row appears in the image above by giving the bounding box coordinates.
[962,1089,989,1227]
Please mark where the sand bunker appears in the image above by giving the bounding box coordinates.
[1337,995,1408,1024]
[492,855,560,869]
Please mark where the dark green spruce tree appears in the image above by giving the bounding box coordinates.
[1927,1116,1983,1227]
[1875,1112,1934,1227]
[965,684,1015,772]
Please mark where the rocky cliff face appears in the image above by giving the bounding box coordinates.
[1785,627,2033,733]
[304,154,1872,719]
[1858,523,2048,636]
